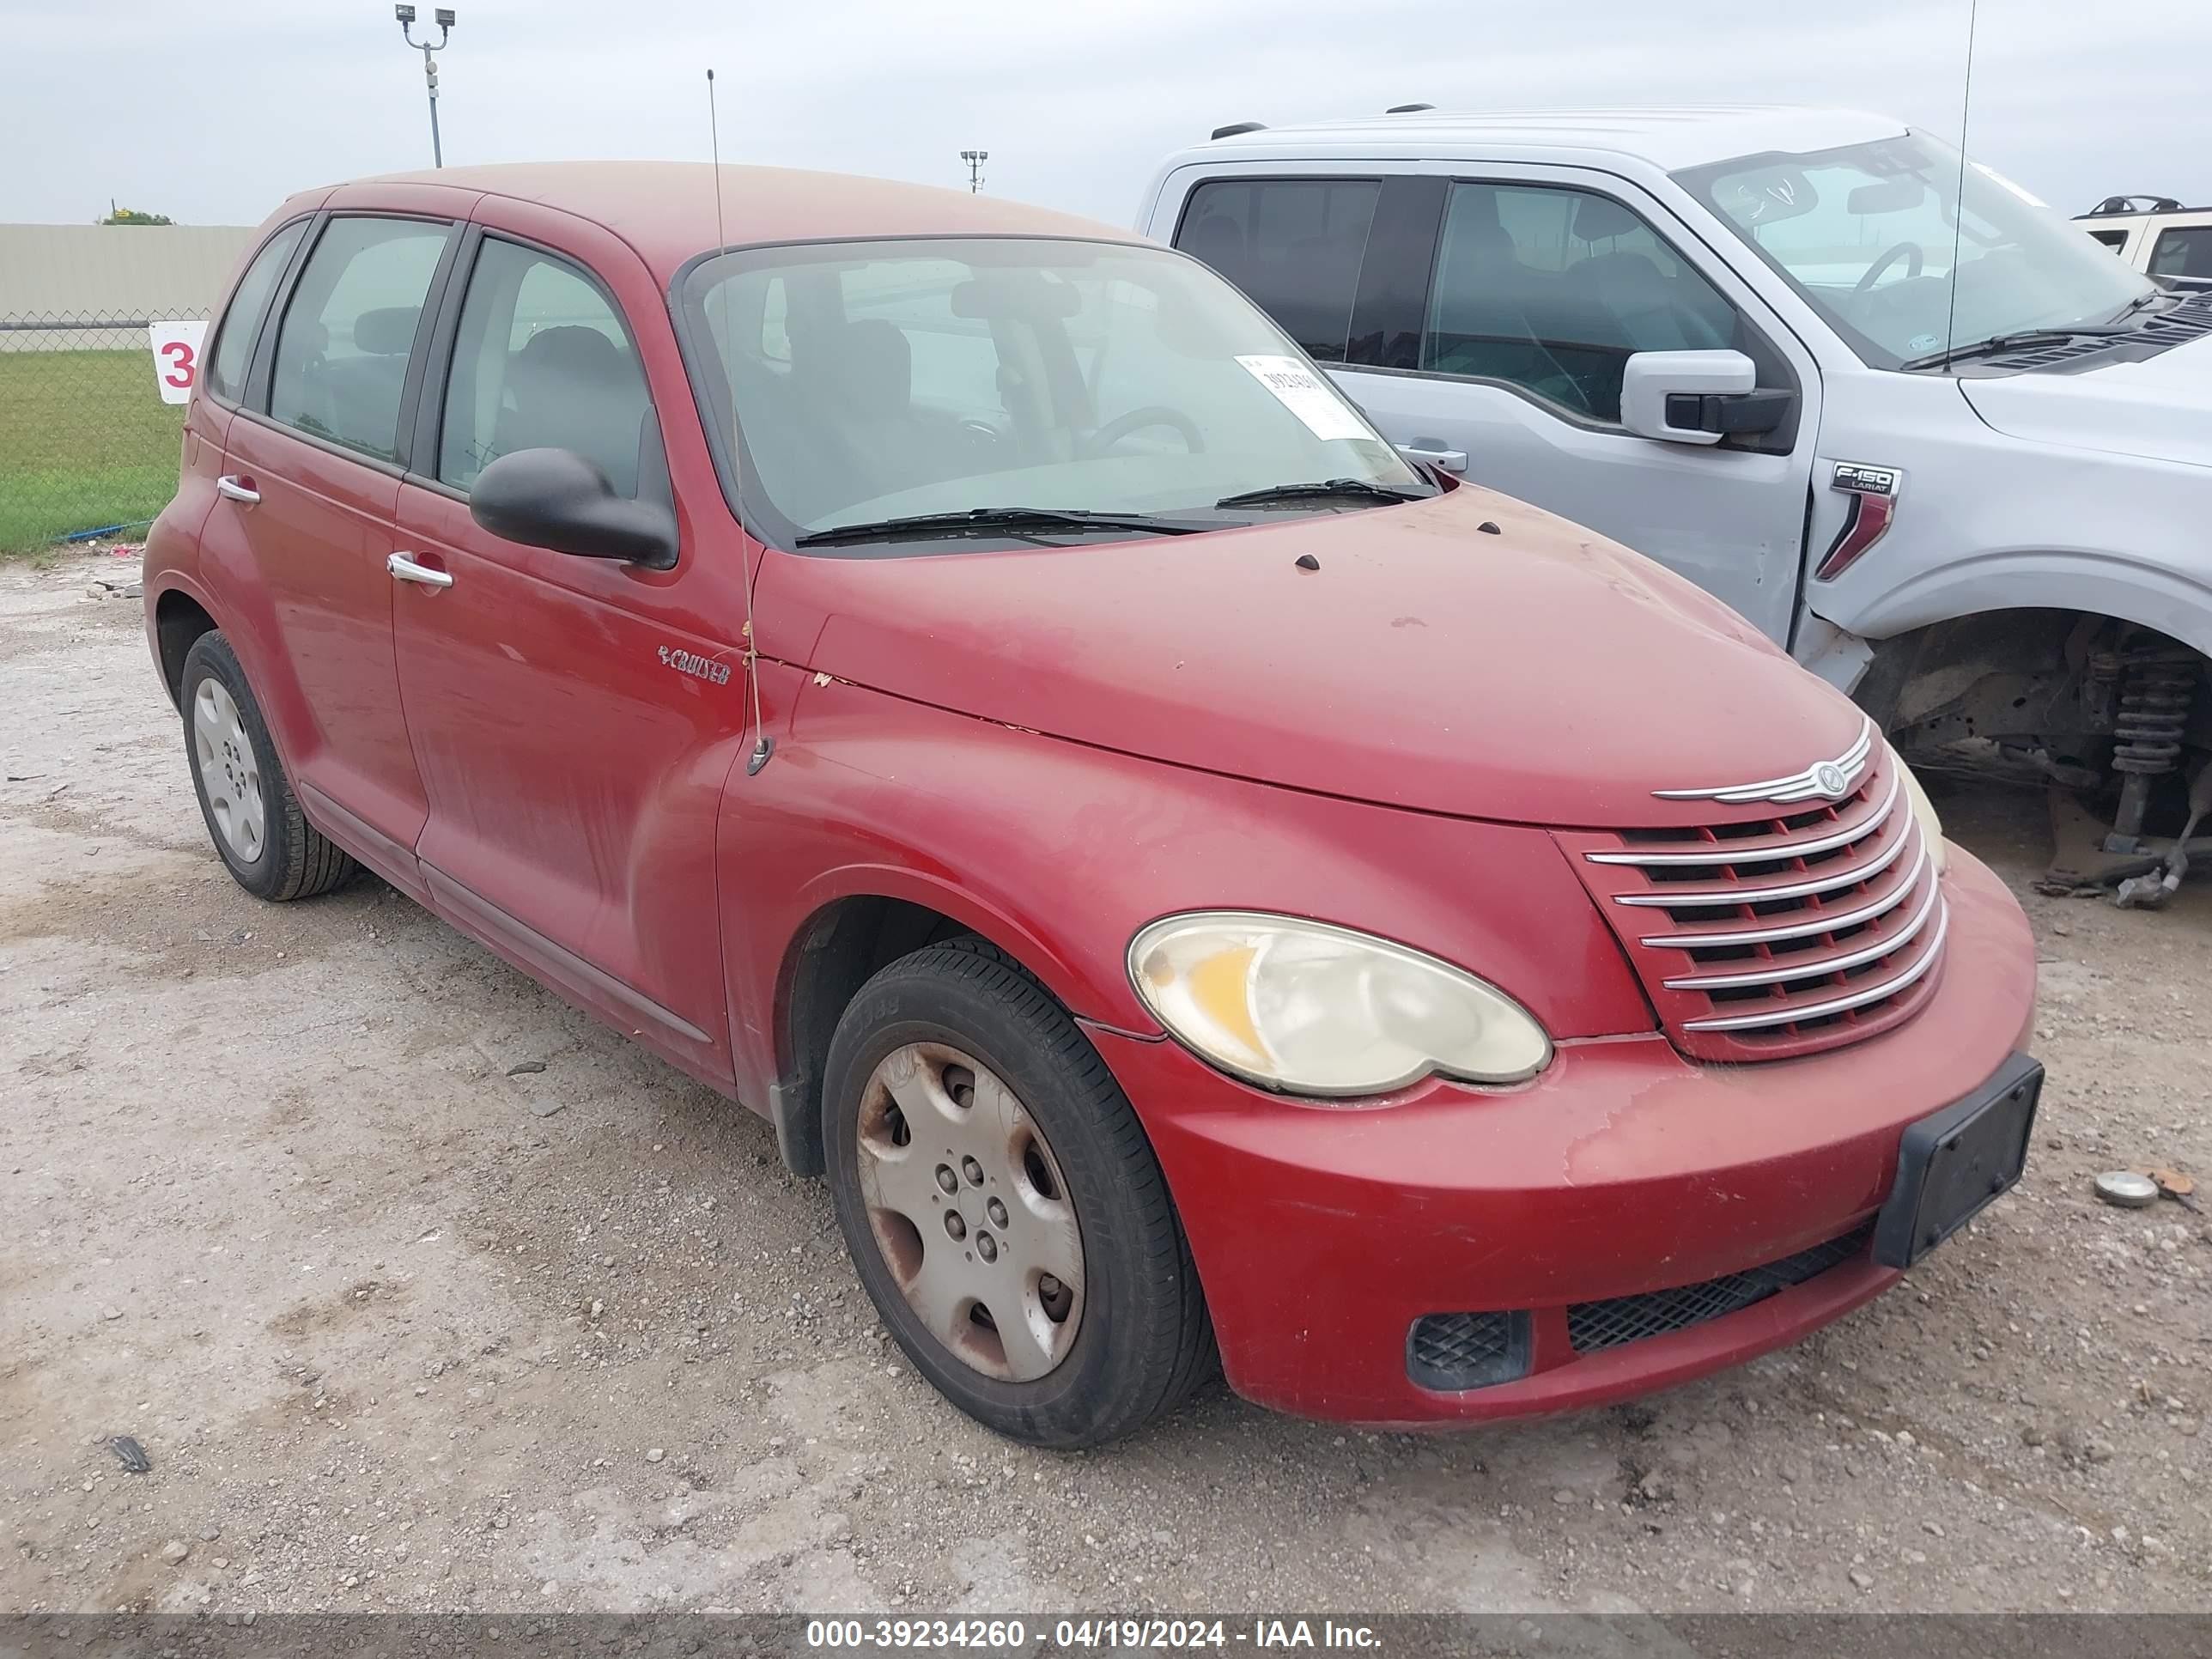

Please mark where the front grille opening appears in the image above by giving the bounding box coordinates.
[1711,817,1780,842]
[1648,862,1729,884]
[1706,983,1774,1005]
[1686,943,1759,964]
[1407,1310,1534,1392]
[1566,1226,1873,1352]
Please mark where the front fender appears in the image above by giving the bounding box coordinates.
[715,675,1652,1114]
[1822,547,2212,662]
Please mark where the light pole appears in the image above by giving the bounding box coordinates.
[960,149,988,194]
[393,6,456,168]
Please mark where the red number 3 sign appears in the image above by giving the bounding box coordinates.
[147,321,209,406]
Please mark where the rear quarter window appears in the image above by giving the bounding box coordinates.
[204,221,307,404]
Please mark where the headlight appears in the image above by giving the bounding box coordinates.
[1127,912,1552,1097]
[1890,744,1949,876]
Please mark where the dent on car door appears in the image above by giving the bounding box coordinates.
[1326,175,1818,647]
[390,228,744,1086]
[214,213,459,883]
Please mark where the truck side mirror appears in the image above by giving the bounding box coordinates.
[1620,349,1794,447]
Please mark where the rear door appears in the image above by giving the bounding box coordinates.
[212,209,463,885]
[1170,164,1825,647]
[388,210,745,1088]
[177,216,312,571]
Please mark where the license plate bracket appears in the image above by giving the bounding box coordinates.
[1872,1053,2043,1269]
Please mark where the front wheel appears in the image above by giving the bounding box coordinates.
[822,940,1213,1448]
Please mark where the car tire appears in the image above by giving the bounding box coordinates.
[822,938,1214,1448]
[180,631,356,902]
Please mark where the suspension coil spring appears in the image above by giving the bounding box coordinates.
[2112,654,2197,775]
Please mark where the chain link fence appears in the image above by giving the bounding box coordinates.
[0,309,206,554]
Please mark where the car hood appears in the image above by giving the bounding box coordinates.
[763,486,1863,828]
[1960,329,2212,469]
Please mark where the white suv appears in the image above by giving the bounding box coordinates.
[1139,106,2212,897]
[2076,195,2212,287]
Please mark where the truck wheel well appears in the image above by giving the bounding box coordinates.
[155,592,218,708]
[1858,606,2209,783]
[773,896,1004,1176]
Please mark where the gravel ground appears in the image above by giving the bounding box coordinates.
[3,550,2208,1617]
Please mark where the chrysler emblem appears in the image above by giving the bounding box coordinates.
[1651,717,1875,806]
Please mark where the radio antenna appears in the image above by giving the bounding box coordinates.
[708,68,773,776]
[1939,0,1980,368]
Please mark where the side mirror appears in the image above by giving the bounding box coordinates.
[1620,349,1795,447]
[469,447,678,568]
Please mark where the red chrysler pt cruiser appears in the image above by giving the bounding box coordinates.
[143,162,2039,1446]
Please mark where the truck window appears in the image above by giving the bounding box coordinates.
[1419,183,1735,422]
[2150,227,2212,280]
[1174,178,1381,363]
[2082,228,2130,251]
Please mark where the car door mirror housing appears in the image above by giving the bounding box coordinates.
[1620,349,1792,447]
[469,447,678,568]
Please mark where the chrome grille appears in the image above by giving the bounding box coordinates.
[1561,740,1948,1061]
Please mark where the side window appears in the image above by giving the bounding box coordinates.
[438,238,656,497]
[2150,226,2212,279]
[1174,178,1380,362]
[1419,183,1738,422]
[204,221,307,404]
[2083,228,2130,251]
[269,217,450,462]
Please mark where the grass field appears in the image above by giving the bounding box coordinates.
[0,348,185,553]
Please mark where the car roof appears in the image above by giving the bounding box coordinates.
[344,161,1141,282]
[1178,105,1911,174]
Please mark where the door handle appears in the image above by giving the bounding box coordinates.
[387,551,453,590]
[215,474,260,504]
[1396,443,1468,474]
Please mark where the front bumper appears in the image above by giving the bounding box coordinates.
[1090,847,2037,1426]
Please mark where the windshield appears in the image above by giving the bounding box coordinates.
[678,236,1426,547]
[1676,131,2155,369]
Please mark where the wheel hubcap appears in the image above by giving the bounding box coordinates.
[855,1042,1084,1382]
[191,679,264,864]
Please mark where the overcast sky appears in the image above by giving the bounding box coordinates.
[9,0,2209,229]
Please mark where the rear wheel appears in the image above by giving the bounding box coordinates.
[180,631,356,902]
[822,940,1212,1447]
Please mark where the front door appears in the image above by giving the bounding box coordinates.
[390,222,748,1087]
[218,213,458,873]
[1337,173,1823,647]
[1170,166,1825,647]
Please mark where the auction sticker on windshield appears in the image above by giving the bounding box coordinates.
[1235,355,1371,441]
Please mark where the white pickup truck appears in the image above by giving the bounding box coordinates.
[1139,106,2212,898]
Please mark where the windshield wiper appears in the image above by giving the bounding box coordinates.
[1900,323,2140,371]
[2106,289,2170,325]
[794,506,1219,548]
[1213,477,1426,509]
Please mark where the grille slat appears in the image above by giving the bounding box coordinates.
[1662,873,1940,990]
[1638,838,1928,946]
[1567,1226,1873,1352]
[1563,746,1948,1062]
[1586,773,1899,868]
